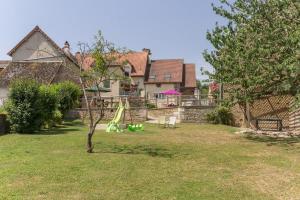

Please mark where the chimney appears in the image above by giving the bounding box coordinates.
[63,41,71,55]
[142,48,151,55]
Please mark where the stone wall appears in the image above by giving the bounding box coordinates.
[231,104,246,127]
[65,108,147,123]
[147,106,216,123]
[180,106,215,123]
[147,107,179,119]
[69,106,216,124]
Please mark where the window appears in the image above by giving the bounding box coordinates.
[103,80,110,88]
[124,71,130,77]
[154,93,165,99]
[124,65,131,77]
[164,74,172,81]
[149,74,156,80]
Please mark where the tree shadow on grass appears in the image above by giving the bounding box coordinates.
[94,143,182,158]
[62,120,85,127]
[244,134,300,147]
[37,127,81,135]
[22,120,85,135]
[0,120,85,136]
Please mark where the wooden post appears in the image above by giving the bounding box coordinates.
[155,97,158,108]
[245,101,251,128]
[110,97,113,109]
[179,95,182,107]
[167,96,169,106]
[199,94,201,106]
[123,106,126,124]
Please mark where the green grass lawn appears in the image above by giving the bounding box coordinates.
[1,122,300,200]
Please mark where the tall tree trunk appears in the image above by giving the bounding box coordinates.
[245,101,251,128]
[79,77,95,153]
[87,125,95,153]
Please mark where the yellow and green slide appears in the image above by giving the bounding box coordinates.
[106,100,125,133]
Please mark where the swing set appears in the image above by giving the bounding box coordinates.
[106,98,144,133]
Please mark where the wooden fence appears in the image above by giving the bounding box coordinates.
[289,101,300,133]
[80,95,218,109]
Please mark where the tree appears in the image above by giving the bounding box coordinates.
[52,81,82,117]
[196,79,209,95]
[6,79,43,133]
[203,0,300,125]
[78,31,128,153]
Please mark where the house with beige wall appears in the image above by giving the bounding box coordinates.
[144,59,196,98]
[0,26,80,102]
[0,25,197,101]
[80,51,197,98]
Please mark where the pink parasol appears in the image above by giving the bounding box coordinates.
[160,89,181,95]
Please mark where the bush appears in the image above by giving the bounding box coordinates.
[5,79,81,133]
[0,105,6,114]
[206,106,233,125]
[0,113,10,134]
[52,110,63,125]
[6,79,43,133]
[39,85,60,128]
[52,81,81,116]
[146,103,156,109]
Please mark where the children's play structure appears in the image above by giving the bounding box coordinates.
[106,98,144,133]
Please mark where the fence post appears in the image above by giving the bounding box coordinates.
[110,97,113,108]
[199,95,201,106]
[179,95,182,107]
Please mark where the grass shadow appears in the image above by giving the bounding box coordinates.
[62,120,85,127]
[17,120,85,135]
[244,134,300,147]
[94,143,181,158]
[37,127,81,135]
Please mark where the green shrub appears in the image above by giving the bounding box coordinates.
[146,103,156,109]
[6,79,43,133]
[206,106,233,125]
[52,81,81,116]
[6,79,81,133]
[52,110,63,125]
[39,85,59,128]
[0,105,6,114]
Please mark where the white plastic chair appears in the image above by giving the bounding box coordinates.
[158,116,167,128]
[168,116,177,128]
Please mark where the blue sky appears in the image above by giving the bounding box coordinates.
[0,0,226,79]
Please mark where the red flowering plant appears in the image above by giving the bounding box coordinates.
[209,81,219,99]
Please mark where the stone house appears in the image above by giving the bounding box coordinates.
[0,61,10,73]
[79,52,197,98]
[0,25,197,101]
[144,59,196,98]
[0,26,80,101]
[75,49,151,98]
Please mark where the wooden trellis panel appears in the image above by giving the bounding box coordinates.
[249,95,293,130]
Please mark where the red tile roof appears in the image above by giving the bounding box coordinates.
[146,59,184,83]
[120,51,148,76]
[75,53,95,71]
[184,64,196,88]
[76,51,149,76]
